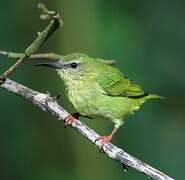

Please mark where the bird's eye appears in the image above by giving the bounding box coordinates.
[71,62,78,68]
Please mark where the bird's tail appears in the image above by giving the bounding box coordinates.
[146,93,165,100]
[137,93,165,106]
[134,93,165,107]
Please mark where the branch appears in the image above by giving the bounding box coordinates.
[1,79,174,180]
[0,50,115,65]
[0,3,63,84]
[0,51,62,60]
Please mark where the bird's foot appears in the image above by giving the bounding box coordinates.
[95,134,113,152]
[64,113,79,128]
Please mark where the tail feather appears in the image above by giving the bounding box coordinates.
[147,93,165,100]
[133,93,165,107]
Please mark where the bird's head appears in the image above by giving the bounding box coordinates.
[36,53,97,82]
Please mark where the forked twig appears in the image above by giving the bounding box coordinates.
[0,3,63,84]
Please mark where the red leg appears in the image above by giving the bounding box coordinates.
[64,113,79,128]
[95,128,118,149]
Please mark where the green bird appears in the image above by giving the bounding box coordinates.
[37,53,162,147]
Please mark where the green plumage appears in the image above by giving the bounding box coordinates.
[37,53,162,139]
[56,53,161,128]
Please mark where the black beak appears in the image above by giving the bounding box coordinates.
[35,62,64,69]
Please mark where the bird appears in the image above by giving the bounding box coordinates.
[36,53,162,148]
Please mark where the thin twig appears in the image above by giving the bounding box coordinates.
[0,50,115,65]
[1,79,174,180]
[0,51,62,60]
[0,3,63,84]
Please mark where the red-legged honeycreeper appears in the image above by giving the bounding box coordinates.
[36,53,163,147]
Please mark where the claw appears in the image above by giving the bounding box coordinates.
[94,127,118,152]
[64,115,75,128]
[95,134,113,152]
[64,113,79,128]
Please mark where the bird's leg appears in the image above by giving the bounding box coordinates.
[64,112,80,128]
[95,127,118,149]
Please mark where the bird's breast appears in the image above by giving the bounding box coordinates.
[67,80,103,116]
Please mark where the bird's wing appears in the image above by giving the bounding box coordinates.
[97,70,146,98]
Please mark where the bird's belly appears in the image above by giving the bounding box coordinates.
[68,89,138,120]
[68,88,99,117]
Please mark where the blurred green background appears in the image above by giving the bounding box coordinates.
[0,0,184,179]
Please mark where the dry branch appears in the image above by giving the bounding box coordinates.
[1,79,174,180]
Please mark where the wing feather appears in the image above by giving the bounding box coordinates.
[97,67,146,98]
